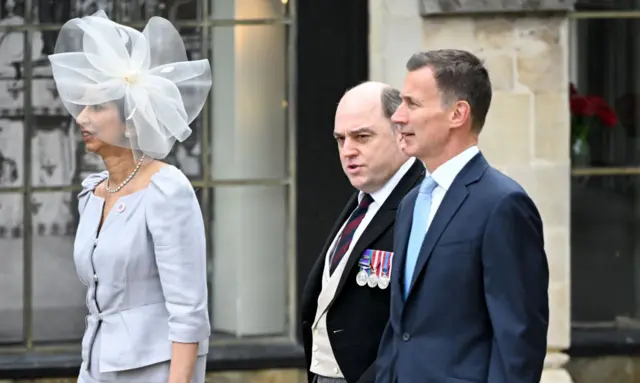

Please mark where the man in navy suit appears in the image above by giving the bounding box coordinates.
[375,49,549,383]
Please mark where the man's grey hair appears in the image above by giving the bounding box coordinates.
[380,86,401,125]
[406,49,492,133]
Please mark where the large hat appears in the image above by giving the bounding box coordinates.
[48,10,211,158]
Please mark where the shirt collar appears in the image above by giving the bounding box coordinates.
[427,145,479,191]
[358,157,417,206]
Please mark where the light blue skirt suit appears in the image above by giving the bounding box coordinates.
[73,165,210,382]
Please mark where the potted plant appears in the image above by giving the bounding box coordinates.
[569,83,618,167]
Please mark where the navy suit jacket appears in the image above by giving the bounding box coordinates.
[375,152,549,383]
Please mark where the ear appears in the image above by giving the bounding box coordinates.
[449,100,471,129]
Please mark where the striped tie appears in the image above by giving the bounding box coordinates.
[330,194,374,274]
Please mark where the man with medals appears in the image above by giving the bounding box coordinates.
[300,81,424,383]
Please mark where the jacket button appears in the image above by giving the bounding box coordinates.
[402,332,411,341]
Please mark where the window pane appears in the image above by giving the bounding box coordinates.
[0,28,25,115]
[113,0,200,23]
[31,191,84,342]
[576,0,640,11]
[31,0,201,24]
[32,0,71,25]
[0,193,23,344]
[32,67,76,187]
[210,23,287,180]
[210,185,289,337]
[571,18,640,324]
[0,26,25,344]
[210,0,286,20]
[570,19,640,169]
[572,175,639,323]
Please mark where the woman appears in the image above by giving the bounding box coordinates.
[48,10,212,383]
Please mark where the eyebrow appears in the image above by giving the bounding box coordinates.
[334,127,375,138]
[402,94,421,105]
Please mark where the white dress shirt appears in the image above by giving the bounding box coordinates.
[423,145,479,233]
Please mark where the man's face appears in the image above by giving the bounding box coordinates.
[392,67,451,161]
[334,98,407,194]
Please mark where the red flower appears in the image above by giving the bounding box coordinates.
[597,105,618,127]
[569,84,618,127]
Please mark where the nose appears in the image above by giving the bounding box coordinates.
[341,137,359,158]
[76,106,90,127]
[392,103,408,125]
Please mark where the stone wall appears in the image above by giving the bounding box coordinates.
[369,1,572,382]
[0,369,307,383]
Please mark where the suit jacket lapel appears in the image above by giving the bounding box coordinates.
[301,194,357,323]
[406,186,469,294]
[406,153,489,299]
[334,160,425,299]
[391,190,416,312]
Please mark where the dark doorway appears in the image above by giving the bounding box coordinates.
[295,0,369,341]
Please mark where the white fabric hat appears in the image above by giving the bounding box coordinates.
[48,10,211,159]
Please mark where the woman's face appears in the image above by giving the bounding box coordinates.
[76,102,126,154]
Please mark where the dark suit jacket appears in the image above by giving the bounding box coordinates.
[301,160,424,383]
[376,152,549,383]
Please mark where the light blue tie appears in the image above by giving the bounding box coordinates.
[404,176,437,298]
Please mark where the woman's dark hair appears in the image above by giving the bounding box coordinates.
[113,98,127,123]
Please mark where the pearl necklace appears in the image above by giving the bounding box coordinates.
[105,154,146,194]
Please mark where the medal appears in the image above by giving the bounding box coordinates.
[367,251,380,288]
[378,251,392,290]
[367,273,378,288]
[378,275,389,289]
[356,250,372,286]
[356,270,368,286]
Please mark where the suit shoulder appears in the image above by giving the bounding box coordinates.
[479,167,534,204]
[481,167,528,199]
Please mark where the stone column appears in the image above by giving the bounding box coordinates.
[369,1,574,382]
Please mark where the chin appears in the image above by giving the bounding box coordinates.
[347,176,365,191]
[85,143,100,153]
[85,139,110,155]
[400,143,418,157]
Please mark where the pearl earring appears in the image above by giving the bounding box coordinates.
[124,131,130,138]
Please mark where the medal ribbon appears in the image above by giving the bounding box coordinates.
[382,251,390,279]
[371,250,380,277]
[359,250,372,270]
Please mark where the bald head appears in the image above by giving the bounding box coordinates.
[337,81,401,124]
[333,81,408,194]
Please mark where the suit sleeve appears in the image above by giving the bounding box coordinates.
[355,361,377,383]
[482,191,549,383]
[146,167,211,344]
